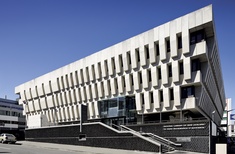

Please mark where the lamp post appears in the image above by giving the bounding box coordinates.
[227,109,235,137]
[212,110,215,121]
[80,104,82,132]
[160,102,162,123]
[142,104,144,124]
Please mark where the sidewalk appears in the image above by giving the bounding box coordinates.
[19,141,155,154]
[18,141,207,154]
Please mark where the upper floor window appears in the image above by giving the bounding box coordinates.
[158,67,162,80]
[123,76,126,88]
[139,72,142,84]
[111,57,116,70]
[181,86,195,99]
[155,42,160,56]
[119,55,123,68]
[168,64,172,77]
[104,60,109,75]
[192,59,201,72]
[177,35,182,49]
[150,92,154,104]
[141,93,145,105]
[160,90,163,102]
[190,30,205,45]
[135,48,140,62]
[145,45,150,59]
[148,69,152,82]
[127,51,131,65]
[179,61,184,75]
[130,74,134,86]
[166,39,171,52]
[170,88,174,100]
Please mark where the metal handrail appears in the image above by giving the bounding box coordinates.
[142,132,181,147]
[120,125,180,147]
[119,125,175,151]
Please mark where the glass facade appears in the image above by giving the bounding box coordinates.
[98,96,137,125]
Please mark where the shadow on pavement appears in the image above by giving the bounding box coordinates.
[14,143,22,145]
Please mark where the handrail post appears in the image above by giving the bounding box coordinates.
[159,144,162,154]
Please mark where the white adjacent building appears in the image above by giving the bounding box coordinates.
[221,98,235,137]
[0,98,25,140]
[15,5,225,129]
[0,98,25,130]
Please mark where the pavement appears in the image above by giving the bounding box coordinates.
[18,141,207,154]
[166,151,206,154]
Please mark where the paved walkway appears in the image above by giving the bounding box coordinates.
[19,141,155,154]
[18,141,207,154]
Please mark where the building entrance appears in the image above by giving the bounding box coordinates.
[98,96,137,125]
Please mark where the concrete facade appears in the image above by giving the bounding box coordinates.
[15,5,225,129]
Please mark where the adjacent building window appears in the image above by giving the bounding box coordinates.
[181,86,195,99]
[190,30,205,45]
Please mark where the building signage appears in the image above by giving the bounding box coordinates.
[163,123,206,131]
[230,114,235,120]
[176,137,191,142]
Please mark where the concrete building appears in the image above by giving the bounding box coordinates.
[0,98,25,139]
[15,5,225,153]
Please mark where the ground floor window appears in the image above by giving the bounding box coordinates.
[98,96,137,125]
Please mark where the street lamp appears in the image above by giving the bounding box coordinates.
[160,102,162,123]
[227,109,235,136]
[141,104,144,124]
[212,110,215,121]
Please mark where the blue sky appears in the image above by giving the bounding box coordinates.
[0,0,234,110]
